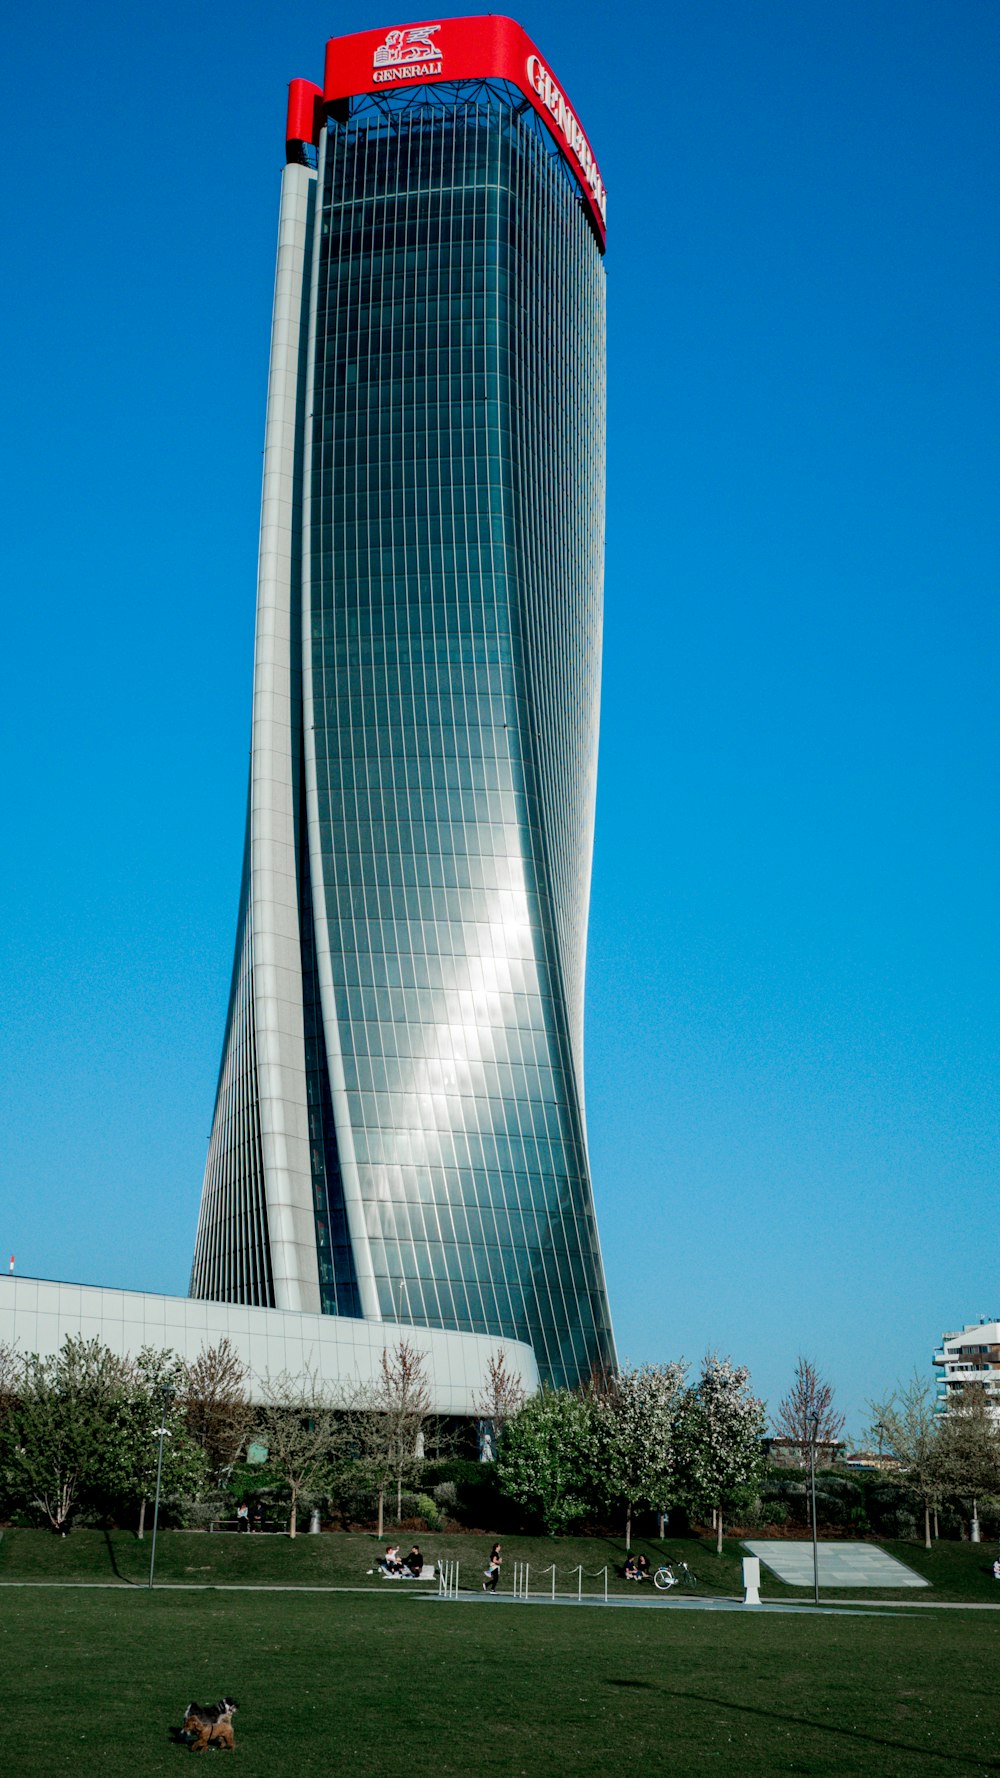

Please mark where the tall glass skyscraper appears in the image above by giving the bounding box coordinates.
[191,16,614,1388]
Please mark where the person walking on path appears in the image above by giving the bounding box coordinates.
[483,1542,502,1592]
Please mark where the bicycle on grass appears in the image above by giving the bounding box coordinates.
[653,1561,697,1591]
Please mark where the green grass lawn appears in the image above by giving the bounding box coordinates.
[1,1583,998,1777]
[2,1526,999,1602]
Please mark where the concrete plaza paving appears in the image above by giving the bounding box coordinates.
[743,1540,928,1587]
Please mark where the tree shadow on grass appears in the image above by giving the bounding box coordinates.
[625,1683,999,1772]
[102,1530,139,1585]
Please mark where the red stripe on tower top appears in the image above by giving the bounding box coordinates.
[286,79,322,148]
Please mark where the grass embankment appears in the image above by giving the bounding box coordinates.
[0,1527,742,1595]
[2,1585,998,1778]
[2,1526,998,1602]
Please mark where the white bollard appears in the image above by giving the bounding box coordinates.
[742,1556,761,1606]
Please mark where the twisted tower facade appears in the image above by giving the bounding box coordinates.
[191,16,614,1387]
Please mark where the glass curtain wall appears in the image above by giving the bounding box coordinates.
[306,81,614,1386]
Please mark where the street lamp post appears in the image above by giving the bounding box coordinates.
[148,1383,175,1591]
[800,1415,818,1614]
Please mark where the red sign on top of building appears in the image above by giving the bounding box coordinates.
[315,15,606,246]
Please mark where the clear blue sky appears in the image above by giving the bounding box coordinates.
[1,1,997,1434]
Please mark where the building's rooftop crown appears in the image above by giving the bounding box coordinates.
[285,16,607,247]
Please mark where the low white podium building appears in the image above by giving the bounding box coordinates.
[0,1274,538,1415]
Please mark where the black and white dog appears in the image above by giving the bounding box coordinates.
[182,1698,239,1751]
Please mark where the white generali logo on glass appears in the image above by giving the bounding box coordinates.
[372,24,443,82]
[525,54,607,222]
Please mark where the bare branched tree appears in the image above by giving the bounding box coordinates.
[774,1356,845,1452]
[182,1339,254,1486]
[473,1348,527,1455]
[361,1340,431,1533]
[868,1376,943,1548]
[253,1368,341,1538]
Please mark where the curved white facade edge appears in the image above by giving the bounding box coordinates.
[0,1276,538,1415]
[249,158,321,1312]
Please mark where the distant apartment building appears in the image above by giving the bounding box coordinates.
[841,1449,902,1474]
[765,1436,846,1469]
[933,1319,1000,1419]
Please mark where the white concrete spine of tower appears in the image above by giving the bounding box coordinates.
[246,158,322,1312]
[299,125,382,1321]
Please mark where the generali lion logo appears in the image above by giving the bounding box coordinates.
[373,24,442,68]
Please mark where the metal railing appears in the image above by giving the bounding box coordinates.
[508,1561,608,1602]
[437,1557,460,1599]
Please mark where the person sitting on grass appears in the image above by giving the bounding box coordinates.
[624,1554,639,1581]
[993,1558,1000,1581]
[405,1545,423,1577]
[381,1545,404,1575]
[636,1554,651,1582]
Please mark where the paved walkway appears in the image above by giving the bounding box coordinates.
[811,1596,1000,1611]
[2,1579,998,1612]
[428,1592,899,1617]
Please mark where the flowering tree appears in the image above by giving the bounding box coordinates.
[0,1337,135,1534]
[936,1383,1000,1540]
[108,1346,207,1537]
[592,1362,687,1548]
[0,1341,20,1424]
[496,1387,597,1533]
[674,1353,766,1553]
